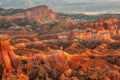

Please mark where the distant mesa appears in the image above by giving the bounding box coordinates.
[1,5,57,20]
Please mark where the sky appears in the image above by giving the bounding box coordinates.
[0,0,120,3]
[0,0,120,9]
[0,0,119,14]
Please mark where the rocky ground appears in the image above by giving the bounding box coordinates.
[0,5,120,80]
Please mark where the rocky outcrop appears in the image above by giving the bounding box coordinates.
[74,31,113,42]
[0,39,120,80]
[0,8,23,16]
[0,5,56,21]
[36,19,78,35]
[83,17,120,31]
[57,30,113,43]
[95,43,108,50]
[0,5,57,29]
[11,5,56,20]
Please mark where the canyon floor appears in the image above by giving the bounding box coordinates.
[0,5,120,80]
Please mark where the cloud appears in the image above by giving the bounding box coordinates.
[92,0,120,2]
[0,2,2,5]
[109,0,119,2]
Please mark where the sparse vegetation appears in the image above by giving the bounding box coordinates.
[0,5,119,80]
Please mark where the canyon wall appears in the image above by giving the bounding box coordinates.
[0,5,57,20]
[12,5,56,20]
[83,17,120,31]
[57,31,113,42]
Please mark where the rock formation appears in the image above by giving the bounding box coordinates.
[58,30,113,43]
[0,37,120,80]
[11,5,57,20]
[0,6,120,80]
[82,17,120,31]
[0,5,56,21]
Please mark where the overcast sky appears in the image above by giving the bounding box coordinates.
[66,0,120,2]
[0,0,119,9]
[0,0,120,3]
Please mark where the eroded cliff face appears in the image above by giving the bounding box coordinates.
[0,6,120,80]
[74,31,113,42]
[0,40,120,80]
[12,5,56,19]
[83,17,120,31]
[57,30,114,43]
[0,5,56,21]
